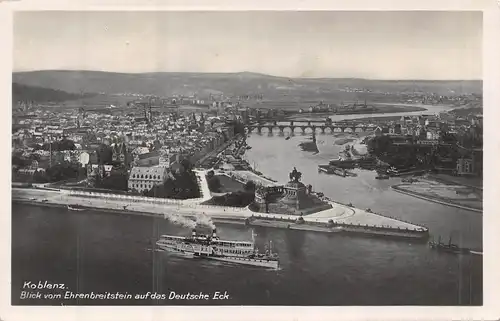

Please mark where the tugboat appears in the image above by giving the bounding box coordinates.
[429,235,471,255]
[156,229,280,269]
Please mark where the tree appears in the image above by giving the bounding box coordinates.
[41,138,76,152]
[439,131,457,144]
[180,159,193,172]
[207,175,222,192]
[33,170,48,183]
[96,144,113,165]
[12,155,29,167]
[45,161,80,182]
[244,180,256,192]
[98,170,128,191]
[58,138,76,151]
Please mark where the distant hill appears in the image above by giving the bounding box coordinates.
[12,82,95,104]
[12,70,482,103]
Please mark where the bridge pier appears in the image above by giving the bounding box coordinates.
[279,126,284,133]
[300,126,306,133]
[321,127,326,134]
[256,126,262,134]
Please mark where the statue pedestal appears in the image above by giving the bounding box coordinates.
[282,181,307,210]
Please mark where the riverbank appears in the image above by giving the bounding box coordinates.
[391,180,482,213]
[284,104,428,120]
[12,185,429,240]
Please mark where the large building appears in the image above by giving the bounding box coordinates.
[128,165,169,193]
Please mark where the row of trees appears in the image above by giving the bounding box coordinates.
[204,175,257,207]
[95,165,129,191]
[13,161,86,184]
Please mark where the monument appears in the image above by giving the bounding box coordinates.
[282,167,307,210]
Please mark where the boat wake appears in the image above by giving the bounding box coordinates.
[359,178,380,191]
[469,250,483,256]
[145,247,166,252]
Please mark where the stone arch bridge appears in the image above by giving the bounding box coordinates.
[246,120,374,134]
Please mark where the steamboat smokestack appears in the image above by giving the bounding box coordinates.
[212,229,217,238]
[192,229,196,237]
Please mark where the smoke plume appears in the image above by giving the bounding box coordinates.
[195,213,216,229]
[163,212,197,229]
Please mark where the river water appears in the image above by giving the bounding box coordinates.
[11,107,482,306]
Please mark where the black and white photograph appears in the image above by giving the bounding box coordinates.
[7,9,490,311]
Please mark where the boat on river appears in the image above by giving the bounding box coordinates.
[67,204,86,211]
[156,229,280,269]
[318,165,347,177]
[429,236,473,255]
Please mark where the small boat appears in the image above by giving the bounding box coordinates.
[375,174,390,180]
[318,165,347,177]
[285,136,291,140]
[67,204,85,211]
[328,155,356,169]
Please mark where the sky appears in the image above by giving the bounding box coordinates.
[13,11,482,80]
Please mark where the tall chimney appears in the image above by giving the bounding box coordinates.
[192,229,196,237]
[212,229,217,238]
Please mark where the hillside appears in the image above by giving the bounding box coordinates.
[12,70,482,103]
[12,82,95,104]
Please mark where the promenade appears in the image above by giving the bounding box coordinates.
[12,182,427,235]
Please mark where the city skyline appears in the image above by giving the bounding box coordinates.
[13,11,482,80]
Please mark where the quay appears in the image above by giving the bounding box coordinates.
[12,169,429,240]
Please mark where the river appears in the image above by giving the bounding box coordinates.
[11,106,482,306]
